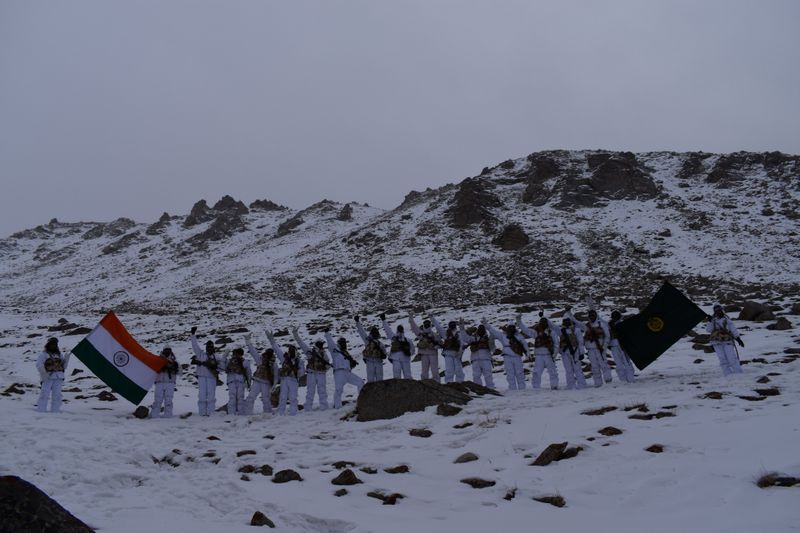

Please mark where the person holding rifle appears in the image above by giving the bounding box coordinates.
[706,304,744,376]
[324,327,364,408]
[432,316,466,383]
[190,326,220,416]
[382,313,415,379]
[292,326,331,411]
[483,318,527,391]
[244,334,279,415]
[36,337,70,413]
[150,346,179,418]
[355,315,387,382]
[409,312,442,382]
[223,346,251,415]
[267,329,305,416]
[558,315,588,390]
[517,312,560,390]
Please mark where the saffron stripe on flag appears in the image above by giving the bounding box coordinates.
[100,312,165,373]
[72,338,148,404]
[86,324,162,391]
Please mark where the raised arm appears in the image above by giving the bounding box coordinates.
[408,314,422,336]
[265,330,285,360]
[483,321,506,347]
[515,315,536,338]
[431,316,447,338]
[245,335,262,365]
[190,334,206,361]
[355,318,369,342]
[381,318,395,340]
[291,327,312,355]
[324,331,337,353]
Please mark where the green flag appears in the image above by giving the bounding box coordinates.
[616,281,707,370]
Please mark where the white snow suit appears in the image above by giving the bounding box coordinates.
[558,323,588,390]
[268,332,305,416]
[356,321,386,382]
[486,324,527,391]
[245,338,278,414]
[223,352,251,415]
[518,318,560,390]
[382,320,415,379]
[432,317,466,383]
[293,330,330,411]
[460,324,495,388]
[325,332,364,408]
[574,313,613,387]
[36,350,69,413]
[409,316,441,382]
[706,315,743,376]
[151,353,178,418]
[608,319,636,383]
[191,335,220,416]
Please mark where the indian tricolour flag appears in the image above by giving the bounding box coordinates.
[72,311,166,405]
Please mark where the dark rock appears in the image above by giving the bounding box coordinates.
[239,465,256,474]
[409,428,433,438]
[384,465,409,474]
[337,203,353,221]
[586,152,657,200]
[790,303,800,315]
[183,200,214,228]
[460,477,495,489]
[2,383,26,396]
[453,422,473,429]
[754,387,780,397]
[96,391,118,401]
[558,446,583,461]
[237,450,257,457]
[702,391,724,400]
[492,224,530,251]
[207,435,221,441]
[756,473,800,488]
[360,467,378,474]
[272,469,302,483]
[133,406,149,419]
[534,495,566,508]
[756,376,771,384]
[250,511,275,527]
[146,213,172,235]
[629,412,675,420]
[531,442,568,466]
[657,229,672,237]
[766,317,793,330]
[331,469,362,485]
[356,379,494,422]
[454,452,479,464]
[187,212,246,245]
[738,301,776,321]
[598,426,623,436]
[445,177,500,229]
[436,403,462,417]
[334,488,348,497]
[332,461,356,470]
[646,444,664,453]
[0,475,92,532]
[738,395,766,402]
[522,155,560,206]
[102,231,144,255]
[65,326,92,336]
[249,198,287,211]
[504,488,517,501]
[276,215,304,237]
[213,195,249,215]
[581,406,617,416]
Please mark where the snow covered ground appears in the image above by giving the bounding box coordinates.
[1,307,798,532]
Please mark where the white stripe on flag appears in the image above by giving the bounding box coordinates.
[88,325,159,391]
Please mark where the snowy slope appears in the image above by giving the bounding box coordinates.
[0,304,798,532]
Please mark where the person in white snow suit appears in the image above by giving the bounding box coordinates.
[36,337,70,413]
[355,316,386,382]
[558,316,588,390]
[267,330,305,416]
[292,326,330,411]
[190,327,221,416]
[484,319,527,390]
[409,313,442,382]
[381,314,415,379]
[224,347,251,415]
[459,319,495,388]
[517,313,560,389]
[571,309,613,387]
[432,317,466,383]
[706,304,744,376]
[324,328,364,408]
[244,334,279,415]
[150,346,179,418]
[608,310,636,383]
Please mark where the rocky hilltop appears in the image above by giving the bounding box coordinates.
[1,150,798,317]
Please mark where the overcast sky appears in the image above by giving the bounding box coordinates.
[1,1,798,236]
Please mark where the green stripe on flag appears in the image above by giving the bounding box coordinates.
[72,338,148,405]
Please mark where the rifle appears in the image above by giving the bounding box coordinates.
[309,349,333,371]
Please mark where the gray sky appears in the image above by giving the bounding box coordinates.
[1,1,799,237]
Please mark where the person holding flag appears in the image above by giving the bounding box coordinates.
[382,314,415,379]
[190,326,221,416]
[36,337,70,413]
[706,304,744,376]
[608,311,636,383]
[150,346,179,418]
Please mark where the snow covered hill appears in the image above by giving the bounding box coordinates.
[1,150,798,317]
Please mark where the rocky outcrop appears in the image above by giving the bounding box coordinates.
[445,178,500,229]
[187,212,246,246]
[249,198,287,211]
[183,200,214,228]
[337,203,353,221]
[738,301,776,321]
[585,152,658,200]
[0,476,92,532]
[146,212,172,235]
[212,195,249,215]
[355,379,499,422]
[522,154,561,206]
[81,217,136,240]
[493,224,530,251]
[276,215,304,237]
[102,231,145,255]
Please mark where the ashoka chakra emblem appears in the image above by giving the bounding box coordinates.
[113,351,130,367]
[646,317,665,333]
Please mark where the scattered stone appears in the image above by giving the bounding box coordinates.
[384,465,409,474]
[623,403,649,413]
[453,422,473,429]
[331,469,362,486]
[738,301,776,321]
[238,465,256,474]
[332,461,356,470]
[276,215,304,237]
[454,452,479,464]
[646,444,665,453]
[629,412,676,420]
[504,488,517,501]
[360,467,378,475]
[409,428,433,438]
[756,376,771,384]
[559,446,584,461]
[96,391,118,401]
[0,476,92,532]
[207,435,221,441]
[766,317,793,330]
[702,391,724,400]
[754,388,781,396]
[272,469,302,483]
[598,426,623,436]
[460,478,496,489]
[133,406,149,419]
[436,403,462,417]
[693,358,704,364]
[756,473,800,488]
[531,442,568,466]
[2,383,25,396]
[237,450,257,457]
[382,493,404,505]
[334,488,348,497]
[492,224,530,251]
[337,203,353,221]
[250,511,275,527]
[241,475,250,481]
[179,412,192,419]
[738,395,766,402]
[581,406,617,416]
[534,495,566,508]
